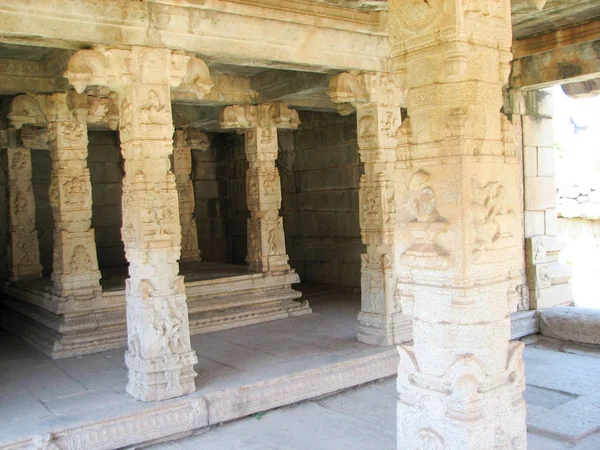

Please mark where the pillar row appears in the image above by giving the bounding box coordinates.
[220,103,299,274]
[6,128,43,281]
[64,45,213,401]
[388,0,526,448]
[328,72,412,346]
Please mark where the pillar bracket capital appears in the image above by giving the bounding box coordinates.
[64,46,214,100]
[327,71,405,115]
[219,103,300,130]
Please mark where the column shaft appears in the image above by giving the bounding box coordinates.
[388,0,526,448]
[46,104,101,305]
[6,130,43,281]
[173,130,201,262]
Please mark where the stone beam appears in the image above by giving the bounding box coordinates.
[513,20,600,58]
[0,0,389,73]
[252,71,330,103]
[172,105,222,131]
[511,35,600,89]
[0,59,53,95]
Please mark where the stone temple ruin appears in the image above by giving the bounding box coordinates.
[0,0,599,449]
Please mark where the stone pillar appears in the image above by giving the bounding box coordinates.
[6,128,43,281]
[220,103,299,273]
[508,90,573,310]
[327,72,411,345]
[388,1,526,448]
[173,129,208,262]
[65,46,213,401]
[9,92,101,305]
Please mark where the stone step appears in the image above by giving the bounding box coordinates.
[540,306,600,345]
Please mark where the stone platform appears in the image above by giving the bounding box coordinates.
[0,262,310,359]
[0,285,597,450]
[0,285,395,450]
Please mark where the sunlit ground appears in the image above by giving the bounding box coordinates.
[554,85,600,309]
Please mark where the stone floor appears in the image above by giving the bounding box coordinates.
[1,284,599,449]
[149,369,600,450]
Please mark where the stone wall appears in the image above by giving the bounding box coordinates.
[88,131,126,270]
[31,149,53,275]
[225,133,249,266]
[192,133,231,263]
[280,111,364,287]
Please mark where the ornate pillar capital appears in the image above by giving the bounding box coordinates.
[64,46,213,100]
[219,102,300,130]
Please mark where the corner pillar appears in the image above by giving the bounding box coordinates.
[328,72,411,345]
[65,45,213,401]
[220,103,299,273]
[388,0,526,448]
[6,128,43,281]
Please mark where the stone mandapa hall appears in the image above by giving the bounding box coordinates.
[0,1,599,449]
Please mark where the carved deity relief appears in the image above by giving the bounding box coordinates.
[362,188,380,224]
[18,241,38,265]
[10,150,27,171]
[138,90,170,130]
[471,178,514,255]
[120,99,133,133]
[14,191,28,214]
[401,170,449,270]
[69,245,93,275]
[446,107,473,139]
[59,121,86,142]
[63,176,89,205]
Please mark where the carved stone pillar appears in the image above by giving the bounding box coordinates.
[220,103,299,273]
[327,72,411,346]
[65,46,213,401]
[388,1,526,448]
[6,128,43,281]
[9,92,101,305]
[173,129,208,262]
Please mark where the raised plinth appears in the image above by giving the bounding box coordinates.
[0,262,310,359]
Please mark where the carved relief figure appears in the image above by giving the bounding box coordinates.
[60,121,86,142]
[14,191,28,214]
[472,179,514,252]
[18,241,36,265]
[359,115,376,142]
[10,150,27,171]
[138,90,170,125]
[401,170,449,269]
[69,245,93,274]
[362,189,379,223]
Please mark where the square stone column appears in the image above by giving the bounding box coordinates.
[65,45,213,401]
[220,103,299,273]
[388,0,526,448]
[5,128,43,281]
[328,72,411,345]
[9,92,101,307]
[173,129,207,262]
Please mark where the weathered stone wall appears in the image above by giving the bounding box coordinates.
[225,133,249,266]
[31,149,53,275]
[192,133,231,263]
[280,111,364,287]
[88,131,126,270]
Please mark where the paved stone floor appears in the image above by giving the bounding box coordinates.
[149,380,600,450]
[1,284,600,449]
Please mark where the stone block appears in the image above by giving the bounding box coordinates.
[92,205,121,227]
[524,211,545,237]
[88,162,105,182]
[300,189,360,212]
[525,236,548,265]
[298,166,359,192]
[315,211,360,237]
[523,146,537,177]
[525,177,556,211]
[540,306,600,345]
[104,163,122,184]
[531,283,574,309]
[545,208,558,236]
[549,261,571,285]
[537,146,555,177]
[523,116,554,147]
[298,211,317,237]
[281,211,300,237]
[194,180,226,199]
